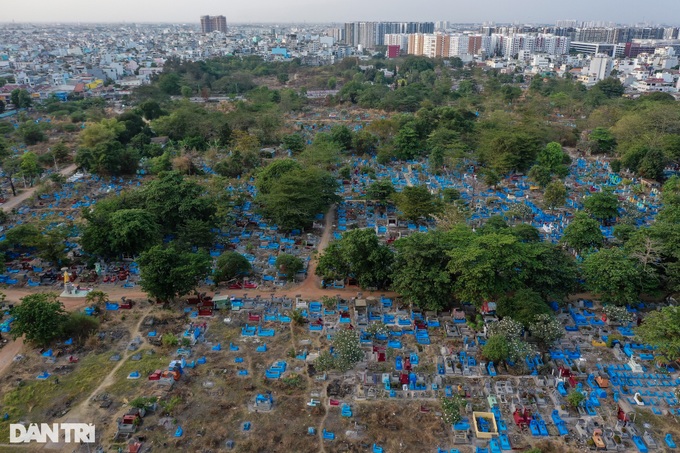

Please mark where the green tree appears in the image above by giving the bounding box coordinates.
[332,328,364,371]
[394,185,441,221]
[18,122,46,145]
[528,165,552,188]
[257,168,339,231]
[522,242,577,300]
[592,78,624,99]
[366,179,395,203]
[316,229,393,290]
[3,224,42,249]
[10,89,32,109]
[80,118,125,148]
[584,189,619,222]
[330,125,353,151]
[483,335,511,363]
[181,86,192,98]
[215,252,252,283]
[138,245,211,302]
[10,293,67,347]
[281,133,306,154]
[51,141,71,165]
[141,171,217,236]
[447,232,526,306]
[561,213,604,253]
[139,100,164,120]
[479,131,541,173]
[588,127,617,154]
[496,288,550,328]
[157,73,182,95]
[391,231,456,310]
[566,390,586,408]
[529,313,564,348]
[393,125,421,160]
[275,253,304,278]
[352,130,379,154]
[483,169,501,188]
[19,151,42,186]
[638,148,666,181]
[108,209,161,257]
[635,306,680,363]
[255,159,302,195]
[582,247,642,306]
[544,180,567,210]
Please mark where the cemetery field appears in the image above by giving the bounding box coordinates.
[2,290,680,453]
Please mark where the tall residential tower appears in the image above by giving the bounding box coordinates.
[200,15,227,33]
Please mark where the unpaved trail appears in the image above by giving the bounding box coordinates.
[43,304,153,449]
[296,204,335,294]
[1,164,78,213]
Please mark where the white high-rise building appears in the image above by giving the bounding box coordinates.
[588,54,613,80]
[449,34,470,57]
[384,33,409,51]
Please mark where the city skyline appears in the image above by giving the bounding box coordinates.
[2,0,679,26]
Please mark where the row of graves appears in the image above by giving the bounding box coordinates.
[62,290,680,452]
[1,171,145,288]
[327,155,663,253]
[216,184,321,287]
[304,294,680,452]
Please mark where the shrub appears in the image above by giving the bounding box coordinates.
[62,312,100,342]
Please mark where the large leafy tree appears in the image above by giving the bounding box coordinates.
[483,335,511,363]
[366,179,395,204]
[138,245,211,302]
[636,306,680,363]
[394,185,442,222]
[391,231,459,311]
[215,252,252,283]
[447,232,527,306]
[582,247,644,306]
[108,209,161,257]
[584,189,620,222]
[1,156,21,196]
[521,242,577,300]
[649,177,680,292]
[141,171,217,236]
[10,89,32,109]
[561,213,604,253]
[588,127,617,154]
[275,253,304,278]
[479,131,542,173]
[332,328,364,372]
[496,288,550,328]
[544,180,567,210]
[281,133,306,154]
[10,293,67,347]
[257,168,339,231]
[316,229,393,289]
[529,313,564,348]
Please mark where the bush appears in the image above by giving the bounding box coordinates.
[62,312,100,342]
[567,390,586,408]
[162,333,179,347]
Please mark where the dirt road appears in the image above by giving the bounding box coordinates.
[1,164,78,213]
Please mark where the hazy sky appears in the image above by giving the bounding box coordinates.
[2,0,677,25]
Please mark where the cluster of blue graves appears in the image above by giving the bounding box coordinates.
[327,156,660,250]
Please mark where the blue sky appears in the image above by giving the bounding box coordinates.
[3,0,677,25]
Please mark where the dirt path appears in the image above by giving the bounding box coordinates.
[43,304,153,449]
[1,164,78,212]
[296,204,335,294]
